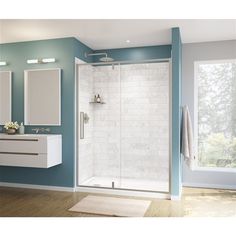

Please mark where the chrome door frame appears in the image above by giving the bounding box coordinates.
[75,58,172,195]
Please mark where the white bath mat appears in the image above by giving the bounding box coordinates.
[69,195,151,217]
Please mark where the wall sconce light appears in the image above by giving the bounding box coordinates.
[42,58,56,63]
[27,59,39,64]
[27,58,56,64]
[0,61,7,66]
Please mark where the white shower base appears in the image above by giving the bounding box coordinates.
[80,176,169,193]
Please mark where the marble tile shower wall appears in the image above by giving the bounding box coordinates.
[120,63,169,181]
[78,65,94,183]
[91,63,169,182]
[92,65,121,178]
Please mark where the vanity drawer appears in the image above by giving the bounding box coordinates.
[0,153,48,168]
[0,137,47,154]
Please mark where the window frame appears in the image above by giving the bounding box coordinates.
[194,59,236,173]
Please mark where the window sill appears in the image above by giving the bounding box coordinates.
[192,167,236,173]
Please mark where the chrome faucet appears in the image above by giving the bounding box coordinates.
[32,128,50,134]
[43,128,50,133]
[32,128,40,134]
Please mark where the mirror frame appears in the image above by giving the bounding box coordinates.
[24,68,61,126]
[0,71,12,125]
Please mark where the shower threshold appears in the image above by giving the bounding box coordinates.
[77,176,170,199]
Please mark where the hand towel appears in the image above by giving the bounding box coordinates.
[181,105,194,169]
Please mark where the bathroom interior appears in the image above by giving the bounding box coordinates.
[0,19,236,219]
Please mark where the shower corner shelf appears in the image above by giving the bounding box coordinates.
[89,101,106,104]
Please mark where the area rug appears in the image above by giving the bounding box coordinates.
[68,195,151,217]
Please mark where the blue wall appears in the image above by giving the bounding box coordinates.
[94,45,171,62]
[0,37,93,187]
[171,27,182,196]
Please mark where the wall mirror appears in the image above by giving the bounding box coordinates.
[0,71,12,125]
[24,68,61,126]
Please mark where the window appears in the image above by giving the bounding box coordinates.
[195,59,236,169]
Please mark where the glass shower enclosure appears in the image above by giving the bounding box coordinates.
[77,59,171,193]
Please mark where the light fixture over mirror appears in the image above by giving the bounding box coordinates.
[0,61,7,66]
[42,58,56,63]
[27,58,56,64]
[27,59,39,64]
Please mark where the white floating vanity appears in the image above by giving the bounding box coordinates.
[0,134,62,168]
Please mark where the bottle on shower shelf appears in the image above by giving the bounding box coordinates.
[94,95,97,102]
[96,94,101,103]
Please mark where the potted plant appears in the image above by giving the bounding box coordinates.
[4,121,20,135]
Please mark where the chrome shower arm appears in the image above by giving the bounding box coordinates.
[84,52,108,58]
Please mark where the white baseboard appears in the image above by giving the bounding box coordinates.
[183,182,236,190]
[169,184,182,201]
[170,195,181,200]
[0,182,75,192]
[179,183,183,197]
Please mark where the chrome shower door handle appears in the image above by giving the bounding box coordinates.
[80,112,84,139]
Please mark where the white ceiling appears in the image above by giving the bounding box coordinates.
[0,19,236,50]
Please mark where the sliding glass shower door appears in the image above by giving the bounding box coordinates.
[78,61,170,193]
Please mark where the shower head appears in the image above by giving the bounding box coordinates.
[85,52,114,62]
[99,56,114,62]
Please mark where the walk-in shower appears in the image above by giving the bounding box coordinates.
[76,58,171,196]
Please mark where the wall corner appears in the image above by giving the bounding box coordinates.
[171,27,182,197]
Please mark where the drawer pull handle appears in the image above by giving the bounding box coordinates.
[0,139,38,141]
[0,152,38,156]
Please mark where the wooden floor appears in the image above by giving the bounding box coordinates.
[0,186,235,217]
